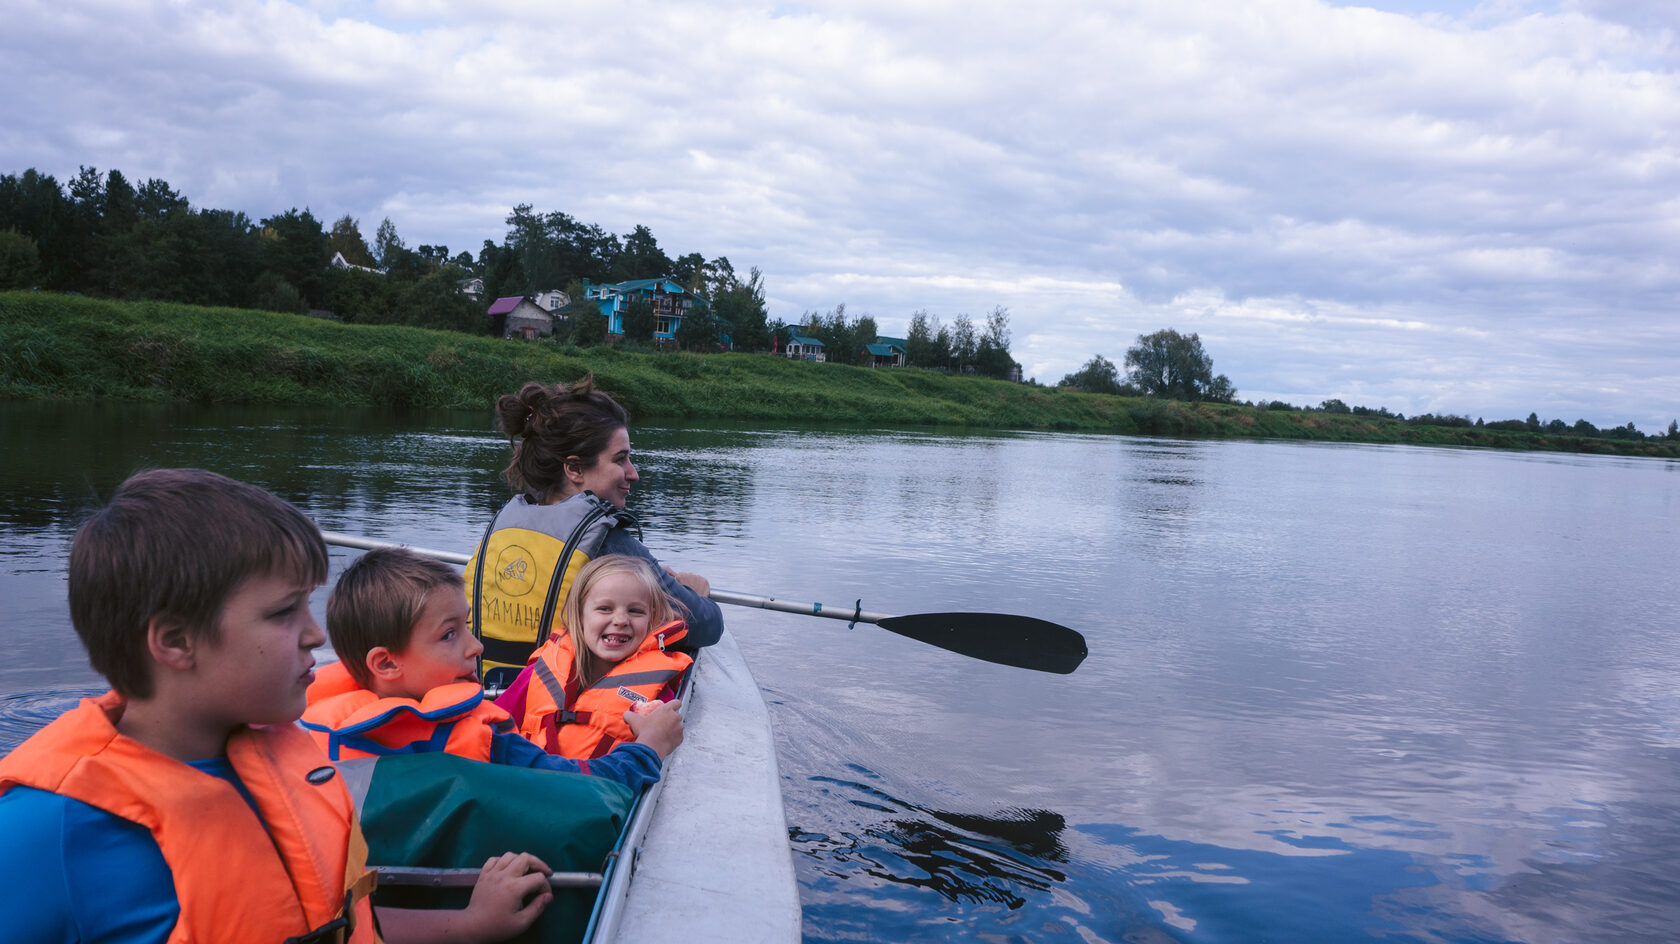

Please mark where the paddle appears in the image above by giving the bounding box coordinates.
[319,531,1088,674]
[707,589,1087,675]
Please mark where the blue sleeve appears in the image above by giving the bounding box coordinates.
[489,730,663,793]
[602,527,725,649]
[0,786,179,944]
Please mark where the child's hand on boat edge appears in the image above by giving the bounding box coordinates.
[465,851,553,942]
[624,699,684,759]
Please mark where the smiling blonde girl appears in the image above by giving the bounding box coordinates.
[507,555,690,760]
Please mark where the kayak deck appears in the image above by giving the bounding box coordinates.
[604,628,800,943]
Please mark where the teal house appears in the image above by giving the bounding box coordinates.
[864,336,907,368]
[583,277,707,341]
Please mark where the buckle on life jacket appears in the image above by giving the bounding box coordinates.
[285,913,348,944]
[283,869,378,944]
[558,710,580,725]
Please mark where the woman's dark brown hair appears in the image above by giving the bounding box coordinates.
[496,374,631,503]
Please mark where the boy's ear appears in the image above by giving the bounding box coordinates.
[364,646,403,682]
[146,615,198,672]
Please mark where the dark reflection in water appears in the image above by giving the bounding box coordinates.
[793,774,1068,908]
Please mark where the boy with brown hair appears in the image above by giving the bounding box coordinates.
[0,468,552,944]
[302,546,680,788]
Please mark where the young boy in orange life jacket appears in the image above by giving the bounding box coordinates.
[498,554,692,759]
[303,546,682,789]
[0,468,551,944]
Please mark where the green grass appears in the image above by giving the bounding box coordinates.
[3,291,1676,458]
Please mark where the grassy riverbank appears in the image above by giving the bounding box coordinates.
[4,292,1676,458]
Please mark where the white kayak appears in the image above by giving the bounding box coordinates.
[593,628,801,943]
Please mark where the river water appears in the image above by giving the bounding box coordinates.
[3,402,1678,943]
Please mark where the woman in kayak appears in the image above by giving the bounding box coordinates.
[467,373,723,691]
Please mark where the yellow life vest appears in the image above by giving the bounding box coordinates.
[464,492,636,685]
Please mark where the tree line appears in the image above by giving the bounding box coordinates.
[782,303,1019,378]
[1060,328,1676,441]
[1060,329,1235,401]
[0,165,1031,372]
[0,166,771,347]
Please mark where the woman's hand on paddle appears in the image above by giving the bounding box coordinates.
[624,698,684,759]
[665,566,710,598]
[463,852,553,942]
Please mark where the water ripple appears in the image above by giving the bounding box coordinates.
[0,689,101,753]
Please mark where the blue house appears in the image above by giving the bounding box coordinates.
[583,277,707,342]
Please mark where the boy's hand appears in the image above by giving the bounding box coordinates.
[623,699,684,759]
[462,852,552,943]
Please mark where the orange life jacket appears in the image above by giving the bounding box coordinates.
[517,620,692,759]
[301,661,511,762]
[0,691,379,944]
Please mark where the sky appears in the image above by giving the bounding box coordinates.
[4,0,1677,432]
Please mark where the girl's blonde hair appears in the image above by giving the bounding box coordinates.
[560,554,678,685]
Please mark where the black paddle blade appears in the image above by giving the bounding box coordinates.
[876,612,1088,674]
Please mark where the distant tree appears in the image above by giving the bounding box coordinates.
[1059,355,1126,394]
[477,239,524,307]
[1526,412,1541,431]
[0,169,71,287]
[373,217,405,270]
[1604,422,1643,441]
[905,310,937,367]
[1669,419,1679,440]
[1572,419,1599,436]
[0,229,40,288]
[1320,398,1350,413]
[699,256,736,299]
[950,314,977,372]
[612,224,672,282]
[324,266,394,323]
[621,298,656,344]
[566,280,607,347]
[251,271,306,314]
[259,208,331,307]
[710,265,769,350]
[675,304,718,349]
[395,266,485,333]
[329,216,378,268]
[973,306,1015,378]
[672,251,707,292]
[1124,328,1233,401]
[134,178,188,221]
[855,314,880,354]
[801,303,878,365]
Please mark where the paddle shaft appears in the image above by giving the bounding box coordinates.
[708,589,892,625]
[318,531,1087,673]
[320,532,900,622]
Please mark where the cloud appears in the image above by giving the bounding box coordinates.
[3,0,1676,430]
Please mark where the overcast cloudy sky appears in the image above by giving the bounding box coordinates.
[5,0,1676,430]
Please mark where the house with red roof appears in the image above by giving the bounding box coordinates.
[488,295,556,340]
